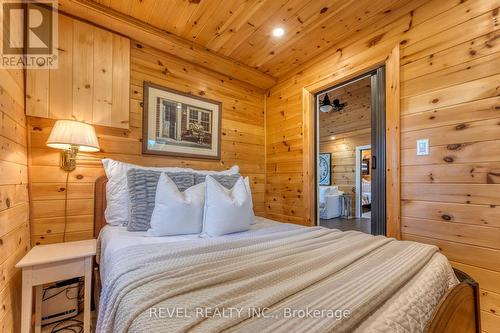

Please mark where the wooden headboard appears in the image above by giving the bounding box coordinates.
[94,176,108,237]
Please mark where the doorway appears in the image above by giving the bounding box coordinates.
[315,67,386,235]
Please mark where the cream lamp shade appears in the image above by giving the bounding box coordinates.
[46,120,100,152]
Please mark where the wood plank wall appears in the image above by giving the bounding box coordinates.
[26,15,131,129]
[27,15,266,245]
[0,69,30,331]
[320,130,371,215]
[265,0,500,330]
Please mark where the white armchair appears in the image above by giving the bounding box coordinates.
[319,186,343,219]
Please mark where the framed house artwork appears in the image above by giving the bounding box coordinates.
[319,153,331,186]
[142,82,221,159]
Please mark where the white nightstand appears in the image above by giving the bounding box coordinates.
[16,239,96,333]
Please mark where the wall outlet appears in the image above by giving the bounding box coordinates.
[416,139,429,156]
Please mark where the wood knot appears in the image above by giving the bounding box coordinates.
[85,84,91,89]
[443,156,454,163]
[33,126,42,131]
[76,174,84,180]
[5,198,10,208]
[0,239,3,245]
[58,187,65,192]
[455,123,467,130]
[447,143,462,150]
[431,98,439,104]
[367,33,385,47]
[441,214,452,221]
[320,7,328,14]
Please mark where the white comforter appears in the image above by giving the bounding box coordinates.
[97,218,457,333]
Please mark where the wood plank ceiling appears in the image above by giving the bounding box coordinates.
[85,0,413,80]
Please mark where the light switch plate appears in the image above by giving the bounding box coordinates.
[416,139,429,156]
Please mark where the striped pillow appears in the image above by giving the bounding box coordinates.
[126,169,195,232]
[193,173,241,189]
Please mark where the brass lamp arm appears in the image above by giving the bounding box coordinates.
[60,147,100,171]
[68,156,101,161]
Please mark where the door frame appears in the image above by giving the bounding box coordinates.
[355,144,372,218]
[302,44,400,239]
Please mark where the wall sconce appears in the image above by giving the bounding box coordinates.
[46,120,100,171]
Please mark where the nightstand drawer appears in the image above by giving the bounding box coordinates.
[31,258,85,285]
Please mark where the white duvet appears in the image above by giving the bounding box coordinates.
[97,218,457,332]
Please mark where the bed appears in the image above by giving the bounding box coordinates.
[93,176,480,333]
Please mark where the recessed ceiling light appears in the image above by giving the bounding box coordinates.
[330,136,336,141]
[272,27,285,37]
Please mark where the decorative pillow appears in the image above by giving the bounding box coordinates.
[244,176,256,224]
[101,158,239,226]
[203,175,252,236]
[147,174,205,236]
[195,173,255,224]
[194,173,241,189]
[126,169,195,232]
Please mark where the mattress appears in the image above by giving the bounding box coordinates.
[97,218,457,332]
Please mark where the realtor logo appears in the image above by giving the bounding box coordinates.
[1,0,58,68]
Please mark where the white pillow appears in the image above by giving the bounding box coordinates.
[203,175,252,236]
[101,158,239,226]
[147,174,205,236]
[244,177,256,224]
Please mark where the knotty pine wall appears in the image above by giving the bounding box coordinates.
[28,17,266,245]
[0,68,30,331]
[320,131,371,216]
[266,0,500,330]
[26,15,131,129]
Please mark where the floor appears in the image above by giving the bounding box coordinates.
[320,217,371,234]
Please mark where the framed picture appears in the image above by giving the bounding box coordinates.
[362,158,370,175]
[142,82,221,159]
[319,153,331,186]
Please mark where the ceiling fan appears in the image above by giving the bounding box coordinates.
[319,94,347,113]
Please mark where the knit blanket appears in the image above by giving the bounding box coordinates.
[97,227,439,333]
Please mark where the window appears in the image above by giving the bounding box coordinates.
[187,107,211,133]
[200,112,210,132]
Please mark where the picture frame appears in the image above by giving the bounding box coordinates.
[142,82,222,159]
[362,158,370,175]
[319,153,331,186]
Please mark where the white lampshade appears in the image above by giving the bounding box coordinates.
[46,120,100,152]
